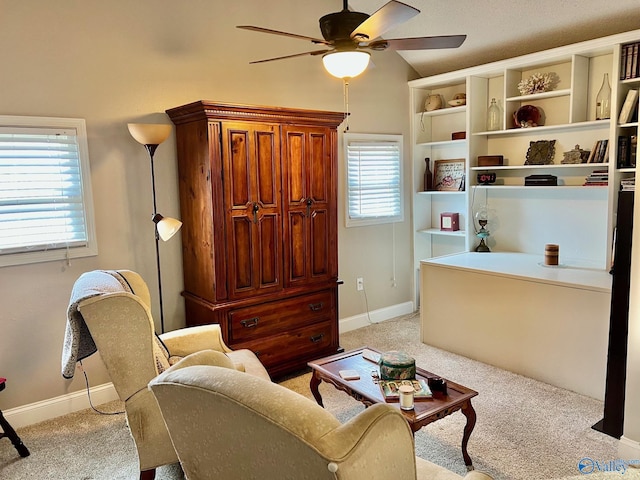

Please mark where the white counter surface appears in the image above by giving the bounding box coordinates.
[421,252,611,293]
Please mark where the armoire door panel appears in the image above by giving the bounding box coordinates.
[258,213,280,287]
[230,216,253,291]
[255,130,279,207]
[227,129,251,207]
[311,209,330,277]
[287,211,308,282]
[309,132,330,203]
[284,131,306,203]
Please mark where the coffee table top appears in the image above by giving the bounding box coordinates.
[308,346,477,425]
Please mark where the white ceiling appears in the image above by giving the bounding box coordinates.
[347,0,640,77]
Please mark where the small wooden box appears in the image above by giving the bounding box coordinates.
[451,131,466,140]
[477,155,504,166]
[440,212,460,231]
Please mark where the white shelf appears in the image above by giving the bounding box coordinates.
[470,163,610,171]
[416,190,466,195]
[417,105,466,117]
[473,120,610,136]
[619,121,639,128]
[417,139,466,147]
[472,185,608,190]
[506,88,572,102]
[417,228,466,237]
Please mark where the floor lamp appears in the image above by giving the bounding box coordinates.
[128,123,182,333]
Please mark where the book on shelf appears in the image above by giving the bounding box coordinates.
[621,41,640,80]
[378,379,432,402]
[621,177,635,191]
[618,89,639,124]
[583,169,609,186]
[588,139,609,163]
[617,135,638,168]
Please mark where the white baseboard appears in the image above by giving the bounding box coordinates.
[619,436,640,460]
[339,301,415,334]
[4,383,119,429]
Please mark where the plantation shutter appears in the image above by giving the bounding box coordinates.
[0,126,89,255]
[346,138,403,226]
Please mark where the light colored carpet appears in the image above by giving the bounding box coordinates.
[1,312,638,479]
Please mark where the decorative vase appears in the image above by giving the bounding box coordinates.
[486,98,500,131]
[425,94,443,111]
[595,73,611,120]
[423,158,433,191]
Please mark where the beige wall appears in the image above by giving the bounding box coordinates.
[0,0,416,409]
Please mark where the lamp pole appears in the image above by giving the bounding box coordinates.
[128,123,179,334]
[145,144,166,333]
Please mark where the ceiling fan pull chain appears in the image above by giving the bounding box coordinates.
[343,79,350,132]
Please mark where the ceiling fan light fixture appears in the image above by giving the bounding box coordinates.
[322,50,370,79]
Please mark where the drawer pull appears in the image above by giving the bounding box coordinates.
[240,317,259,328]
[308,302,324,312]
[310,333,325,343]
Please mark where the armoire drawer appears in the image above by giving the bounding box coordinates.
[231,320,335,370]
[228,290,334,343]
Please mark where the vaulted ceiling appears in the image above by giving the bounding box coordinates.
[349,0,640,77]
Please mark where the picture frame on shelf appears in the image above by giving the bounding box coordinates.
[525,140,556,165]
[433,159,466,191]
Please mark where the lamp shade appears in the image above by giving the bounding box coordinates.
[152,214,182,241]
[322,51,370,79]
[128,123,172,146]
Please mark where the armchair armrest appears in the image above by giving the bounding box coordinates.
[315,403,418,479]
[159,324,232,357]
[162,349,236,374]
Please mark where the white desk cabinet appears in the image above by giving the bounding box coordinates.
[420,252,612,400]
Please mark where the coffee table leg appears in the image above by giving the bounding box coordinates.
[309,371,324,407]
[461,400,476,469]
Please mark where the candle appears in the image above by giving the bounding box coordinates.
[545,244,559,266]
[399,385,414,410]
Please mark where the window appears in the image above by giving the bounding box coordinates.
[0,116,97,267]
[344,133,403,227]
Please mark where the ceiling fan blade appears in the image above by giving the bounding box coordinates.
[237,25,331,46]
[350,1,419,42]
[249,49,332,64]
[368,35,467,51]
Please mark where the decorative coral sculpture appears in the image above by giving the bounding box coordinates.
[517,72,559,95]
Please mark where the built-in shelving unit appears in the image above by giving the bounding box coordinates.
[410,29,640,304]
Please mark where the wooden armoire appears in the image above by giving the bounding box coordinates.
[166,101,345,377]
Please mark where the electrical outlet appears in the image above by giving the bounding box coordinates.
[356,277,364,291]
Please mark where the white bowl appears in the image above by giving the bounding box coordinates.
[448,99,466,107]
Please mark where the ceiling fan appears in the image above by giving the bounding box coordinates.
[237,0,466,79]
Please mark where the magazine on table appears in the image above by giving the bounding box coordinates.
[379,378,432,402]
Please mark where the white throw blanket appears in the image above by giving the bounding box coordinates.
[61,270,132,379]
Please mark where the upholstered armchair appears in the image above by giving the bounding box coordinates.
[62,270,270,480]
[149,364,493,480]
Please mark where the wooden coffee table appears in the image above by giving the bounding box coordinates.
[308,346,478,469]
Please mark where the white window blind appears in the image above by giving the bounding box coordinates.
[0,116,97,266]
[345,133,403,227]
